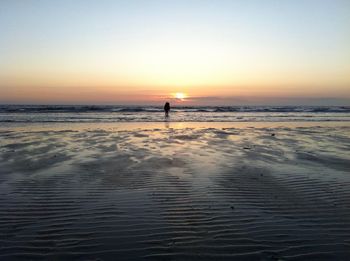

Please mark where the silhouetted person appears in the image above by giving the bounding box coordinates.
[164,102,170,117]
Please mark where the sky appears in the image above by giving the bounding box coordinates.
[0,0,349,105]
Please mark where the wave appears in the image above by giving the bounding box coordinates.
[1,105,350,113]
[1,116,350,123]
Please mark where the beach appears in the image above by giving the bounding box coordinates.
[2,0,350,258]
[1,121,350,260]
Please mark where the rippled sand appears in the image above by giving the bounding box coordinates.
[0,122,350,260]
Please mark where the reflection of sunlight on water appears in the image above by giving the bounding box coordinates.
[227,133,242,141]
[164,120,170,129]
[2,121,350,132]
[173,122,184,129]
[167,167,191,179]
[163,121,186,130]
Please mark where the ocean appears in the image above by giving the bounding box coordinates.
[0,105,349,122]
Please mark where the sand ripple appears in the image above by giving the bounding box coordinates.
[0,125,349,260]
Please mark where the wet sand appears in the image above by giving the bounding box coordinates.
[0,122,350,260]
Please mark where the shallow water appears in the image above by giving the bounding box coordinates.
[0,123,349,260]
[1,105,350,122]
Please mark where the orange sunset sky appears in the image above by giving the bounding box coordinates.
[0,0,349,105]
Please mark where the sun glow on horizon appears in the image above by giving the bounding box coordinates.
[174,92,187,101]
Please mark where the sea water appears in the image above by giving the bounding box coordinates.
[0,105,349,122]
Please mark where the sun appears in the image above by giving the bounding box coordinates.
[174,92,187,100]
